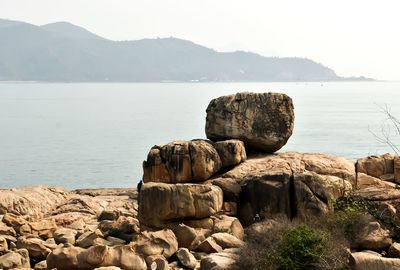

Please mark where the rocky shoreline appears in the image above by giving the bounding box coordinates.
[1,92,400,269]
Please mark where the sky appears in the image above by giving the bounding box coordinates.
[1,0,400,80]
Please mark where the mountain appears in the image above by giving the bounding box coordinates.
[0,19,366,82]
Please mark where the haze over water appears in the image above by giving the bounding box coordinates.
[0,81,399,190]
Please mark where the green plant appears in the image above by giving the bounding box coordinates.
[269,225,326,270]
[106,228,122,238]
[211,227,230,235]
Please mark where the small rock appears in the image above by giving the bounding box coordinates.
[211,233,244,249]
[133,229,178,260]
[388,242,400,258]
[16,236,51,260]
[199,252,239,270]
[212,215,244,240]
[0,236,8,252]
[29,219,58,239]
[0,224,16,237]
[2,213,26,229]
[146,255,169,270]
[0,248,31,269]
[195,237,223,253]
[354,215,392,250]
[350,251,400,269]
[76,229,103,248]
[54,228,77,245]
[176,247,197,269]
[214,139,247,167]
[19,224,32,236]
[173,224,198,248]
[34,260,47,270]
[106,236,125,245]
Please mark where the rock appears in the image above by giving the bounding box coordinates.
[212,178,241,202]
[19,224,32,236]
[354,215,392,250]
[357,153,395,178]
[0,236,8,252]
[29,219,58,239]
[0,223,16,237]
[146,255,169,270]
[133,229,178,259]
[176,248,197,269]
[16,236,51,260]
[388,242,400,258]
[357,173,396,188]
[212,216,244,240]
[199,252,239,270]
[76,229,103,248]
[33,260,47,270]
[106,236,125,246]
[210,233,244,249]
[0,186,69,220]
[143,140,222,183]
[94,267,121,270]
[294,172,351,219]
[138,183,223,228]
[92,245,146,270]
[205,92,294,153]
[214,140,247,167]
[173,224,198,248]
[46,244,85,270]
[99,210,120,221]
[381,174,395,182]
[99,216,140,235]
[54,228,77,245]
[1,234,17,244]
[2,213,26,229]
[0,248,30,269]
[195,237,223,253]
[350,251,400,269]
[53,194,107,217]
[395,156,400,184]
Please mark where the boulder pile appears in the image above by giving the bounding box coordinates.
[1,91,400,269]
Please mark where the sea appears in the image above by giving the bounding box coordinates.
[0,81,399,190]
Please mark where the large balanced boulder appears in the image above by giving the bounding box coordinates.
[138,183,223,228]
[205,92,294,152]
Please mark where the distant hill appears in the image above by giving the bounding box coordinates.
[0,19,369,82]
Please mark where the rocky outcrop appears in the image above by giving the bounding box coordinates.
[138,183,223,228]
[143,139,246,184]
[0,186,69,220]
[205,92,294,153]
[357,153,396,182]
[213,152,355,225]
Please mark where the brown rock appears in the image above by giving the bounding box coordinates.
[205,92,294,153]
[138,183,223,228]
[357,153,395,178]
[143,140,222,183]
[16,236,51,260]
[2,213,26,229]
[133,229,178,260]
[46,243,86,270]
[350,251,400,269]
[0,223,16,237]
[211,233,244,249]
[176,248,197,269]
[76,230,103,248]
[29,219,58,239]
[388,242,400,258]
[173,224,198,248]
[0,248,30,269]
[354,215,392,250]
[195,237,223,253]
[0,186,69,220]
[147,255,169,270]
[395,156,400,184]
[0,236,8,252]
[199,251,239,270]
[357,173,396,188]
[54,228,77,245]
[214,140,247,167]
[212,215,244,240]
[34,260,47,270]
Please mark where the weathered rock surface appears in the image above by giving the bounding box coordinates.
[357,173,396,188]
[199,251,239,270]
[350,251,400,270]
[212,215,244,240]
[354,214,392,250]
[357,153,395,179]
[388,242,400,258]
[133,229,178,260]
[211,233,244,249]
[142,140,222,183]
[176,248,197,269]
[138,183,223,228]
[205,92,294,153]
[16,236,51,260]
[54,227,78,244]
[0,248,30,269]
[195,237,223,253]
[214,140,247,167]
[0,186,69,220]
[211,152,354,225]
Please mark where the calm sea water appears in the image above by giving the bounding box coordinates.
[0,82,399,190]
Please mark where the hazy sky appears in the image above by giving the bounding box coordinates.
[1,0,400,80]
